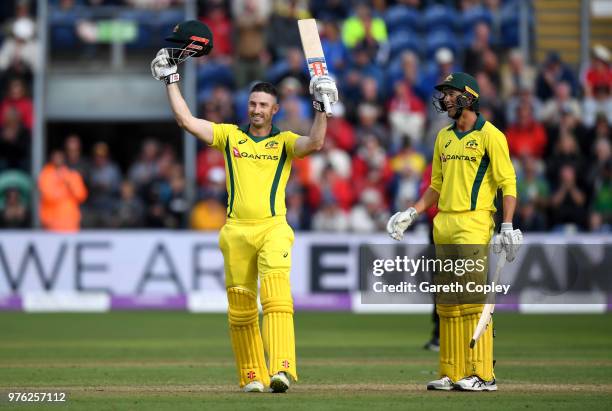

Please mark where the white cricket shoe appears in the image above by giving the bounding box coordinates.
[426,376,454,391]
[454,375,497,391]
[269,372,290,393]
[243,381,264,393]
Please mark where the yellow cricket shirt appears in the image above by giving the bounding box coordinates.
[209,123,300,219]
[430,114,517,212]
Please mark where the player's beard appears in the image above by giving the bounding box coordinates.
[250,112,270,129]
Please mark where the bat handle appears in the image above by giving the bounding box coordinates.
[322,94,332,117]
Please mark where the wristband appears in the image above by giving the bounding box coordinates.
[164,73,180,85]
[312,100,325,112]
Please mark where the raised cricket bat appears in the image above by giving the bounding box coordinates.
[298,18,333,117]
[469,250,506,349]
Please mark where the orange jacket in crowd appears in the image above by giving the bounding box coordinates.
[38,164,87,232]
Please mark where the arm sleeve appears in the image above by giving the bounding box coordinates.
[209,123,234,151]
[429,135,442,193]
[487,130,517,198]
[284,131,301,159]
[67,172,88,203]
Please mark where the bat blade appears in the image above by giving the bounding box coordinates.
[298,18,332,117]
[470,251,506,349]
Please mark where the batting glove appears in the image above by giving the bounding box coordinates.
[492,223,523,262]
[386,207,418,241]
[309,75,338,107]
[151,49,179,84]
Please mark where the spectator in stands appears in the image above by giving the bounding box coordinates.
[354,102,387,146]
[64,134,90,186]
[389,140,426,211]
[309,136,352,185]
[232,0,271,88]
[321,18,350,77]
[38,150,87,232]
[276,76,309,123]
[352,134,393,198]
[547,132,584,190]
[309,0,350,21]
[312,195,349,232]
[360,75,383,107]
[316,165,353,212]
[285,181,311,230]
[422,48,458,142]
[200,2,233,59]
[540,81,582,127]
[112,180,144,228]
[536,51,578,101]
[582,44,611,97]
[506,85,542,125]
[190,193,226,230]
[325,101,355,152]
[516,156,549,230]
[388,80,426,148]
[209,85,237,123]
[266,0,310,60]
[587,137,612,193]
[0,106,29,171]
[165,169,188,229]
[268,47,310,91]
[550,164,587,230]
[463,21,493,77]
[349,187,389,232]
[387,50,421,97]
[0,187,29,228]
[129,139,160,192]
[278,95,310,136]
[589,159,612,231]
[341,1,387,52]
[342,41,385,115]
[88,142,122,227]
[196,146,224,188]
[0,78,33,130]
[506,103,547,158]
[0,13,38,78]
[587,112,612,146]
[583,84,612,129]
[475,71,505,129]
[199,166,227,205]
[500,48,536,100]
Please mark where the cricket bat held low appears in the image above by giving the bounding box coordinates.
[470,250,506,349]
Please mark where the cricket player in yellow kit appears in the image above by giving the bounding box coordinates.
[151,22,339,393]
[387,72,523,391]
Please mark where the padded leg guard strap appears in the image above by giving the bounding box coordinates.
[463,310,494,381]
[437,304,464,382]
[227,287,270,387]
[261,272,297,381]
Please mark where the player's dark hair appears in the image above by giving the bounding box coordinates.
[250,82,278,99]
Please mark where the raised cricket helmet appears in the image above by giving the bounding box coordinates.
[164,20,213,64]
[432,72,480,115]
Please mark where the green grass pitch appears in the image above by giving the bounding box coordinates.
[0,312,611,410]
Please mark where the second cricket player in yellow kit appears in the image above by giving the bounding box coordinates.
[387,72,523,392]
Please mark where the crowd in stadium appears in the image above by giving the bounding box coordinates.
[0,0,610,233]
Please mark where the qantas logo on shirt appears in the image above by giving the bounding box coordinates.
[232,147,279,160]
[440,153,477,162]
